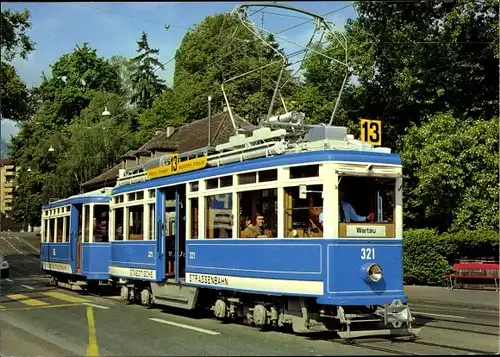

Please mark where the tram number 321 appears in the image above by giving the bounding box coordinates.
[361,248,375,260]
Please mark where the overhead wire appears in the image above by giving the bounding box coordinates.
[36,2,352,121]
[71,3,190,30]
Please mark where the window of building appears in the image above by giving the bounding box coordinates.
[206,194,232,239]
[128,205,144,240]
[93,205,109,242]
[239,172,256,185]
[289,165,319,179]
[84,205,91,242]
[149,204,156,240]
[284,185,323,238]
[190,198,199,239]
[64,216,70,242]
[239,189,277,238]
[56,217,63,242]
[114,208,124,241]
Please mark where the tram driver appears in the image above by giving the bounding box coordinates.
[318,190,375,224]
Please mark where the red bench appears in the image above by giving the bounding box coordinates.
[444,262,499,291]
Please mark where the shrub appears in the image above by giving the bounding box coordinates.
[403,229,498,286]
[403,229,452,286]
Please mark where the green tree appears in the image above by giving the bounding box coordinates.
[401,113,499,233]
[55,93,138,196]
[109,55,138,100]
[1,8,35,61]
[0,8,35,121]
[345,0,498,147]
[35,43,122,129]
[136,87,179,142]
[10,45,127,224]
[130,32,167,111]
[291,36,355,127]
[171,13,295,124]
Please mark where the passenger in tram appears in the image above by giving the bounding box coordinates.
[115,224,123,240]
[243,214,269,238]
[240,216,254,238]
[318,190,375,224]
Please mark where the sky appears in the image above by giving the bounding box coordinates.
[1,1,357,142]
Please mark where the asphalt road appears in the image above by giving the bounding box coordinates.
[1,233,499,356]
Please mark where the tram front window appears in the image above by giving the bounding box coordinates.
[337,176,395,238]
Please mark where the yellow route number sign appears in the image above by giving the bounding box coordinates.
[146,154,207,179]
[360,119,382,146]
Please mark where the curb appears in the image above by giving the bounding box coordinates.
[409,298,500,312]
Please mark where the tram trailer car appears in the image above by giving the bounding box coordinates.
[40,188,116,292]
[105,123,420,340]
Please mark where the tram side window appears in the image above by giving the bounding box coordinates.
[93,205,109,242]
[56,217,63,242]
[149,204,156,240]
[239,189,277,238]
[64,216,70,242]
[84,205,90,242]
[49,218,55,242]
[284,185,323,238]
[45,219,52,242]
[338,177,395,223]
[114,208,124,241]
[128,205,144,240]
[190,198,199,239]
[78,209,83,241]
[206,194,232,239]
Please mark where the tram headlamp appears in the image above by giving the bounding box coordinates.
[361,263,383,283]
[368,264,383,282]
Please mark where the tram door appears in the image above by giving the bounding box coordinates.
[72,204,83,274]
[165,190,176,278]
[164,185,186,282]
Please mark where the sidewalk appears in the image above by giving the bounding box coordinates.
[404,285,499,311]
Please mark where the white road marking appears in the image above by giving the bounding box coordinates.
[83,303,110,310]
[412,311,466,319]
[149,317,221,335]
[18,237,40,253]
[21,285,35,290]
[5,278,14,282]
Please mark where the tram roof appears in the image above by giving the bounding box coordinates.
[111,149,402,196]
[42,188,112,210]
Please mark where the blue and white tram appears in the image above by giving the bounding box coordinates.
[40,188,114,291]
[107,124,419,339]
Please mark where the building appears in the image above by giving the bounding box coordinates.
[0,158,15,217]
[81,110,252,192]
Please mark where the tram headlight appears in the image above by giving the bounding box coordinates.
[368,264,383,282]
[361,263,383,283]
